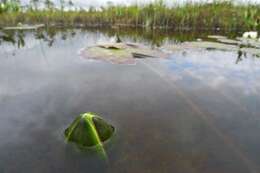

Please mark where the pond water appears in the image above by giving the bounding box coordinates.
[0,28,260,173]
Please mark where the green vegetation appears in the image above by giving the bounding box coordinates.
[64,112,114,158]
[64,112,114,147]
[0,27,212,49]
[0,0,259,30]
[0,0,20,13]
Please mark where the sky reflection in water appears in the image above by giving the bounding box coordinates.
[0,28,260,173]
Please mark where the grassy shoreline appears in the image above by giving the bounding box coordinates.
[0,1,259,31]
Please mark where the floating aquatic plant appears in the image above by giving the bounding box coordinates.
[65,112,114,147]
[65,112,115,158]
[80,42,168,64]
[164,39,260,57]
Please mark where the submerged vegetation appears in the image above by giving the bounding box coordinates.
[64,112,114,158]
[0,0,260,31]
[65,112,114,148]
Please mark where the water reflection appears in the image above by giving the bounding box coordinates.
[166,50,260,94]
[0,28,260,173]
[159,48,260,171]
[0,27,239,49]
[0,28,74,49]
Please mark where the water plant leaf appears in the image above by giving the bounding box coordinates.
[164,41,238,52]
[64,112,114,147]
[80,42,168,64]
[187,41,238,51]
[207,35,227,39]
[3,24,44,31]
[92,117,115,142]
[216,38,241,45]
[164,40,260,57]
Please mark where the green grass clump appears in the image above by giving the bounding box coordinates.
[0,0,259,31]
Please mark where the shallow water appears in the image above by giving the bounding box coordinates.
[0,28,260,173]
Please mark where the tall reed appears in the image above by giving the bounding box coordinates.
[0,0,259,31]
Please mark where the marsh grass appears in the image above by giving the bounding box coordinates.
[0,0,259,31]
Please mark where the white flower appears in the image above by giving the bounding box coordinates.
[243,31,258,39]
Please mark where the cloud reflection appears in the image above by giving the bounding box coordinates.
[166,50,260,96]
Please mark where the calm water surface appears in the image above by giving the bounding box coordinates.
[0,28,259,173]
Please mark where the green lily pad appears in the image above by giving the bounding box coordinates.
[216,38,241,45]
[164,41,238,51]
[207,35,227,39]
[3,24,44,30]
[65,112,114,147]
[187,41,238,51]
[164,40,260,57]
[80,42,168,64]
